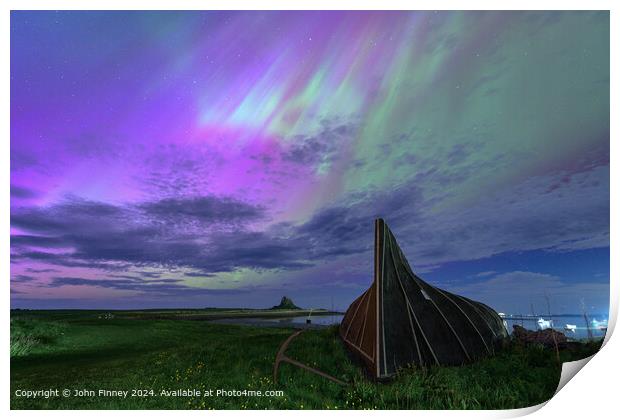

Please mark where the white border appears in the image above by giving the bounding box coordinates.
[2,2,616,420]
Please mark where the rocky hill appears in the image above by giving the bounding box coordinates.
[271,296,301,310]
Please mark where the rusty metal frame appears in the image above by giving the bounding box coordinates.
[273,330,348,386]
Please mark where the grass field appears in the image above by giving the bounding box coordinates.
[10,310,602,410]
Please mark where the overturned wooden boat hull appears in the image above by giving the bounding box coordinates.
[339,218,508,380]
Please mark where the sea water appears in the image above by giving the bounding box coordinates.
[213,314,344,328]
[214,313,607,340]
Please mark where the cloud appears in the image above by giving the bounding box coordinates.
[286,183,423,261]
[10,162,609,291]
[10,194,311,276]
[11,197,126,235]
[11,274,35,283]
[49,276,250,296]
[283,161,608,271]
[12,251,132,272]
[10,185,39,199]
[183,271,215,278]
[458,271,610,313]
[141,196,264,224]
[134,270,164,279]
[11,235,70,248]
[281,120,357,173]
[448,271,609,314]
[368,163,610,267]
[201,230,312,272]
[471,271,498,278]
[26,268,59,273]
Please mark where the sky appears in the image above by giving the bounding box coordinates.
[10,11,609,314]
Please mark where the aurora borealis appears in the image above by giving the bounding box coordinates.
[10,11,609,313]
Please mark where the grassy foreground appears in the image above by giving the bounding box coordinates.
[10,310,602,410]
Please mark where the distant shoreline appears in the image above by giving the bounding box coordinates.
[121,309,344,321]
[10,308,345,322]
